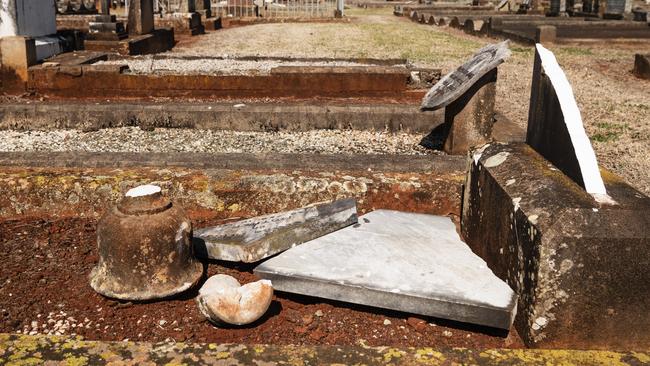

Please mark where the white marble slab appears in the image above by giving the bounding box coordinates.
[255,210,517,329]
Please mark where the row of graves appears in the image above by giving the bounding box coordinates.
[0,31,648,362]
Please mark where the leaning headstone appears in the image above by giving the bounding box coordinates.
[421,41,510,111]
[421,41,510,155]
[196,275,273,326]
[255,210,518,330]
[526,44,611,203]
[194,198,358,263]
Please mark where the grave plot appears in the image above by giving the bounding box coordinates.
[1,4,649,364]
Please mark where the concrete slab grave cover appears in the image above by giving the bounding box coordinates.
[461,142,650,349]
[526,44,611,204]
[255,210,518,330]
[194,198,358,263]
[420,41,511,155]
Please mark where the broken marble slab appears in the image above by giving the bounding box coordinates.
[193,198,357,263]
[254,210,517,330]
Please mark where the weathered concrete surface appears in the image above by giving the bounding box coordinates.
[0,152,465,221]
[194,198,357,262]
[421,41,509,111]
[255,210,517,329]
[90,185,204,301]
[127,0,154,35]
[154,12,205,36]
[461,142,650,349]
[2,334,650,365]
[0,36,37,91]
[85,28,174,56]
[26,64,416,99]
[633,53,650,80]
[0,102,444,133]
[527,45,606,197]
[535,25,557,43]
[489,20,650,43]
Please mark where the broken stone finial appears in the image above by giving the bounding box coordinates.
[89,184,204,301]
[196,275,273,326]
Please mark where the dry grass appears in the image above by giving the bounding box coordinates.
[173,10,650,194]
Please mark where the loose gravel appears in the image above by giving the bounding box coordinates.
[97,57,391,75]
[0,128,434,155]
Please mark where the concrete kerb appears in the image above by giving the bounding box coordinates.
[461,142,650,349]
[0,102,444,133]
[1,333,649,365]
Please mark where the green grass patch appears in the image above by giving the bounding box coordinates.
[591,122,628,143]
[559,47,594,56]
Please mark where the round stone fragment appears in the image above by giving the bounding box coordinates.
[196,274,273,326]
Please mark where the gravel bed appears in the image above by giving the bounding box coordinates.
[0,128,434,155]
[96,57,390,75]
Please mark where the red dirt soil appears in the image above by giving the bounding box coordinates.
[0,216,524,348]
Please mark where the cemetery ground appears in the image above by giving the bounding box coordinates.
[173,7,649,195]
[1,6,649,362]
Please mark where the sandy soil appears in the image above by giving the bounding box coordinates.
[170,10,650,195]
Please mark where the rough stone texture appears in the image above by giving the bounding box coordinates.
[0,36,36,90]
[535,25,556,43]
[2,334,649,365]
[255,210,517,330]
[0,102,443,133]
[461,142,650,349]
[90,186,204,300]
[526,44,604,195]
[154,12,204,36]
[128,0,155,35]
[194,198,357,262]
[0,0,57,37]
[196,275,273,325]
[633,53,650,80]
[26,65,414,99]
[420,41,510,111]
[0,151,465,221]
[442,68,497,155]
[84,28,174,56]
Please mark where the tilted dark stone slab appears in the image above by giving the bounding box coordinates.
[194,199,357,262]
